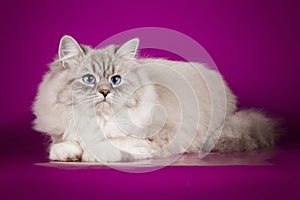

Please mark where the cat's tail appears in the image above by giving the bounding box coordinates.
[212,109,281,152]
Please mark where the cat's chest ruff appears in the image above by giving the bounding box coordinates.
[96,116,127,138]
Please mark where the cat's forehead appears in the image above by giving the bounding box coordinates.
[88,46,117,63]
[81,45,135,75]
[80,47,124,77]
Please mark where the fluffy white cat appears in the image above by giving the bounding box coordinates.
[32,35,278,162]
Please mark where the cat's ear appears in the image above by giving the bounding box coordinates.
[116,38,139,58]
[58,35,84,68]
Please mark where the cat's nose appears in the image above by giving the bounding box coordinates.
[99,89,110,97]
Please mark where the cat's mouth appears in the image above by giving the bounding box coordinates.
[97,99,111,105]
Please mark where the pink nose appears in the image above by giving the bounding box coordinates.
[99,89,110,97]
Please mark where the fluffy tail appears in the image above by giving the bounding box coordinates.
[213,109,280,152]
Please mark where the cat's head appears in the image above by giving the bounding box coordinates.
[54,35,144,116]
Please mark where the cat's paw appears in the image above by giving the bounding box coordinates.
[97,151,123,163]
[81,151,98,162]
[92,140,125,163]
[49,141,83,161]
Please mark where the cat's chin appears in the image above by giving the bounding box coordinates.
[95,101,112,116]
[95,100,111,109]
[95,100,111,110]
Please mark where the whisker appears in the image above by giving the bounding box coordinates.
[78,98,99,106]
[110,95,132,103]
[74,99,98,109]
[77,97,98,103]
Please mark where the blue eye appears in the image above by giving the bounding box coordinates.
[110,75,121,85]
[82,74,96,85]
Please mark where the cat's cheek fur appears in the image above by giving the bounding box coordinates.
[126,96,137,107]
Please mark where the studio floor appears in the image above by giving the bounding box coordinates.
[1,125,300,200]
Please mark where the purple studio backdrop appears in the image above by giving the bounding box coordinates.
[0,0,300,200]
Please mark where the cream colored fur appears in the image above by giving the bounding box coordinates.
[32,35,278,162]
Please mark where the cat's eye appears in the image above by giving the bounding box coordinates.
[82,74,96,85]
[110,75,121,85]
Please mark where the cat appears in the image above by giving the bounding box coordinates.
[32,35,278,163]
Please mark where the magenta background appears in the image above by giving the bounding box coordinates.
[0,0,300,199]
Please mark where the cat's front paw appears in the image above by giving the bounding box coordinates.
[90,140,125,163]
[81,151,98,162]
[49,141,83,161]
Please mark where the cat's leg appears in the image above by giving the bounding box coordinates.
[81,139,126,162]
[48,122,84,161]
[49,141,83,161]
[109,137,161,161]
[81,150,98,162]
[81,137,159,162]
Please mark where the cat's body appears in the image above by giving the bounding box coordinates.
[32,36,278,162]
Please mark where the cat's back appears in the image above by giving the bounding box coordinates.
[137,58,237,114]
[138,58,222,87]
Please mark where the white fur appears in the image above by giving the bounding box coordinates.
[49,141,82,161]
[32,35,278,162]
